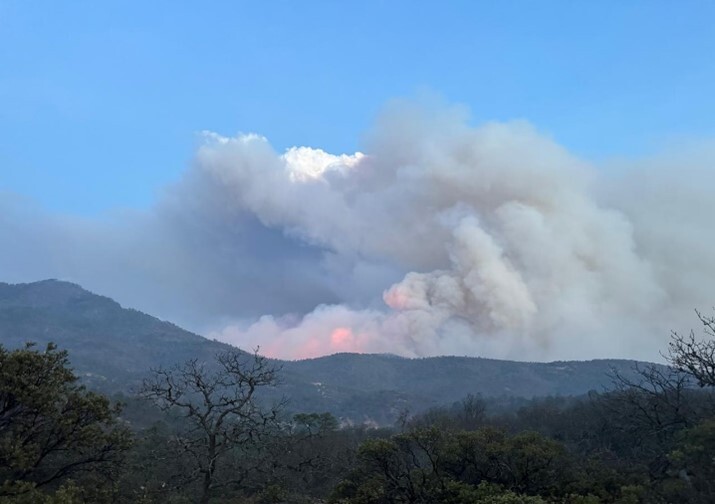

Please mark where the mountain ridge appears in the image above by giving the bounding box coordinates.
[0,279,657,423]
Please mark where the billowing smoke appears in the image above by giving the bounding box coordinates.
[2,101,714,361]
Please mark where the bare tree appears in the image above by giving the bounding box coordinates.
[459,393,487,430]
[140,349,282,504]
[668,309,715,388]
[608,364,695,441]
[604,363,708,480]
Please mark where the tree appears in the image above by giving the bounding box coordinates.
[341,428,447,503]
[668,309,715,388]
[601,362,704,484]
[140,348,282,504]
[607,364,697,442]
[457,394,487,431]
[668,419,715,503]
[333,427,575,504]
[0,343,131,499]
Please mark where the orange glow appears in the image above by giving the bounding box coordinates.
[257,340,284,359]
[250,324,378,361]
[330,327,354,346]
[293,337,325,360]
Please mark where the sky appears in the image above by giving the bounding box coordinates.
[2,2,715,362]
[2,1,714,215]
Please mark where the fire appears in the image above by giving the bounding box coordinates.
[215,308,390,361]
[259,327,362,360]
[330,327,354,347]
[298,327,363,359]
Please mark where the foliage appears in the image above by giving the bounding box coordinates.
[331,427,592,503]
[0,342,131,501]
[668,418,715,501]
[4,285,715,503]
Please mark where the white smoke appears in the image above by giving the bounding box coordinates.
[200,102,684,361]
[2,100,714,361]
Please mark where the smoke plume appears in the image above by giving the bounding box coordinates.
[2,100,714,361]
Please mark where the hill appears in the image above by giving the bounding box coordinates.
[0,279,233,390]
[0,280,652,423]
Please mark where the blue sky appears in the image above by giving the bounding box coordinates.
[1,0,714,215]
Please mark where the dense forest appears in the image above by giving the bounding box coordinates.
[2,312,715,503]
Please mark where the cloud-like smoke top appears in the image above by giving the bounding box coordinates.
[2,101,715,362]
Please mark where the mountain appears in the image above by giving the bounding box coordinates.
[0,279,233,390]
[0,280,653,423]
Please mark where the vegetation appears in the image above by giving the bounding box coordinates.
[0,280,663,419]
[667,309,715,388]
[1,283,715,502]
[3,334,714,503]
[0,343,131,502]
[139,350,282,504]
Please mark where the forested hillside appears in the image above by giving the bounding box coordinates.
[0,280,654,424]
[2,336,715,503]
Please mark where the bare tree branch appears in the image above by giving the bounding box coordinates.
[140,348,281,504]
[667,309,715,388]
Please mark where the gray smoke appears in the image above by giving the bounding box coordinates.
[2,100,714,361]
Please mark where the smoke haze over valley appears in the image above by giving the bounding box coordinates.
[2,100,714,362]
